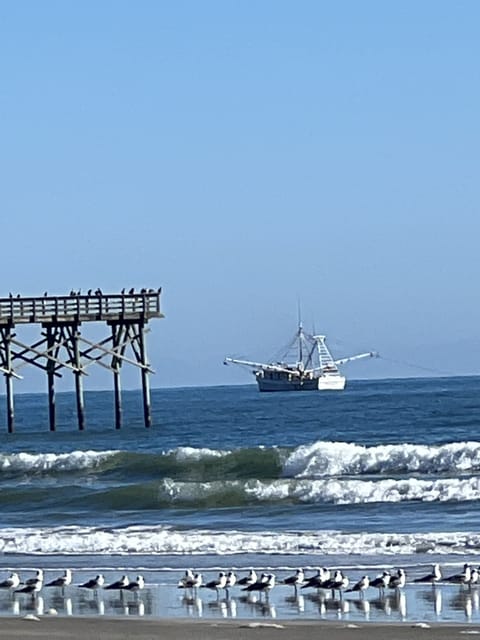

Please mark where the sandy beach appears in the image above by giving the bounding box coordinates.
[0,617,479,640]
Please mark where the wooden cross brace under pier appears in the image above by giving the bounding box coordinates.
[0,291,163,432]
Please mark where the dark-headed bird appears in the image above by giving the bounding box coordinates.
[79,574,104,590]
[105,575,129,590]
[370,571,391,594]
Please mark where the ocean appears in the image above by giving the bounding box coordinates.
[1,376,480,622]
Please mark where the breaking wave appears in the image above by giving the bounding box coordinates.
[1,524,480,556]
[282,440,480,477]
[2,440,480,481]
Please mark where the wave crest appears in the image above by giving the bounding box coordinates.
[1,524,480,556]
[283,441,480,477]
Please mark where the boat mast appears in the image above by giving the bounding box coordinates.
[297,301,303,366]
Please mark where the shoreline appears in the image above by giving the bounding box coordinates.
[0,616,479,640]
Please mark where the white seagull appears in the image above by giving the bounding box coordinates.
[243,573,275,599]
[225,571,236,597]
[203,572,227,594]
[122,575,145,592]
[283,568,305,593]
[445,563,471,585]
[0,572,20,590]
[370,571,391,594]
[15,579,43,597]
[45,569,72,590]
[346,575,370,598]
[177,569,195,588]
[25,569,44,587]
[389,568,406,590]
[79,574,105,589]
[105,575,129,590]
[237,569,257,587]
[414,563,442,584]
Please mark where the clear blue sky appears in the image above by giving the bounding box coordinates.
[1,1,479,390]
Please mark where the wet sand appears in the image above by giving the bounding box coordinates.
[0,617,479,640]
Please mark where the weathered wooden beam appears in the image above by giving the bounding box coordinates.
[79,335,155,373]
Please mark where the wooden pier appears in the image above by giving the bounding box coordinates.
[0,290,163,432]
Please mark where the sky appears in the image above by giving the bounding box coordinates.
[0,1,479,391]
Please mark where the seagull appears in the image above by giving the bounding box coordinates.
[203,572,227,594]
[242,573,275,599]
[79,574,105,590]
[346,575,370,598]
[45,569,72,591]
[122,575,145,592]
[370,571,391,594]
[301,567,330,591]
[389,568,406,590]
[414,563,442,585]
[0,572,20,590]
[180,572,203,592]
[224,571,236,597]
[283,568,305,593]
[323,570,347,598]
[178,569,195,588]
[25,570,44,587]
[337,572,350,599]
[15,579,43,597]
[444,563,471,585]
[105,575,129,590]
[237,569,257,587]
[468,568,479,588]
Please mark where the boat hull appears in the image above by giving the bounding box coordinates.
[256,374,346,392]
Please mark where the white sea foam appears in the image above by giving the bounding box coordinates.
[283,441,480,477]
[0,450,118,473]
[1,524,480,556]
[169,446,230,461]
[157,475,480,505]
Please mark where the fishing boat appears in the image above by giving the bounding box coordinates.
[224,324,377,392]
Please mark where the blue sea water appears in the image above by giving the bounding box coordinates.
[1,376,480,622]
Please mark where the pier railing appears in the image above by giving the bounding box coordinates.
[0,293,161,324]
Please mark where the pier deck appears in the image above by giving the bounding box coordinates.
[0,292,162,324]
